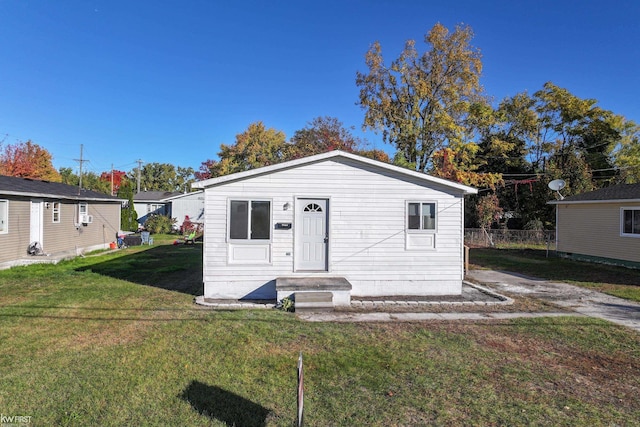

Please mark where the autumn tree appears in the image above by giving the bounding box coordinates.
[356,23,486,172]
[99,170,127,195]
[211,122,286,176]
[476,193,503,246]
[285,116,361,159]
[0,140,61,181]
[613,120,640,183]
[195,159,218,181]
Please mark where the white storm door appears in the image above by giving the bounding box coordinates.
[30,200,44,245]
[296,199,328,271]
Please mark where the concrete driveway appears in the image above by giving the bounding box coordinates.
[466,270,640,332]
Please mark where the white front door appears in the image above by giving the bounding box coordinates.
[30,200,44,245]
[295,199,328,271]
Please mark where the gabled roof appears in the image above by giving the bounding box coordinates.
[162,190,204,202]
[192,150,478,194]
[0,175,122,202]
[133,191,182,202]
[549,183,640,205]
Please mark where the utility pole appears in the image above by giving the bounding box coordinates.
[111,163,114,196]
[73,144,88,193]
[136,159,143,194]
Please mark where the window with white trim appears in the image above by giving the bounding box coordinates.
[407,202,437,231]
[229,200,271,240]
[52,202,61,223]
[0,200,8,234]
[622,208,640,236]
[147,204,163,213]
[78,202,89,223]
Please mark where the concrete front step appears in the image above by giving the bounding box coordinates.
[295,291,334,312]
[276,277,352,307]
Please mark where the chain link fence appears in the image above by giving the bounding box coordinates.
[464,228,556,249]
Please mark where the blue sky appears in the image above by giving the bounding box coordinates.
[1,0,638,176]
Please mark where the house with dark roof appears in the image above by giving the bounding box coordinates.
[548,183,640,268]
[0,175,123,269]
[133,191,182,227]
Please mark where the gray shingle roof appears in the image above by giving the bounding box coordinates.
[559,183,640,203]
[0,174,121,202]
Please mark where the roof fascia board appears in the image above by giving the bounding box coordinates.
[161,190,204,202]
[0,190,123,202]
[548,198,640,205]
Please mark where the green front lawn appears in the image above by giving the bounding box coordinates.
[1,242,639,425]
[470,247,640,302]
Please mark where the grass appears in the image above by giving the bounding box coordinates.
[470,247,640,302]
[0,241,639,425]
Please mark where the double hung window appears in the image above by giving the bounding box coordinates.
[622,208,640,236]
[52,202,61,223]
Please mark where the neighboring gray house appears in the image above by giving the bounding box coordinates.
[133,191,181,226]
[549,183,640,268]
[192,150,477,303]
[0,175,122,269]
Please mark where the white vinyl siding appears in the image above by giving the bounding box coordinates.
[202,158,466,299]
[0,200,7,234]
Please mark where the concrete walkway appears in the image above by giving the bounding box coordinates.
[299,271,640,332]
[466,270,640,332]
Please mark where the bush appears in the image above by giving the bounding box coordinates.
[144,214,176,234]
[276,297,295,312]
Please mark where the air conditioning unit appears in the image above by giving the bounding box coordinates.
[79,214,93,224]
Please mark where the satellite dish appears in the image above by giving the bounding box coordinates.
[548,179,566,191]
[548,179,566,200]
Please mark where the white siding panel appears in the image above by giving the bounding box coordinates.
[202,159,467,299]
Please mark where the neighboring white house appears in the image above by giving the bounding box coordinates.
[163,190,205,229]
[192,150,477,302]
[134,190,205,230]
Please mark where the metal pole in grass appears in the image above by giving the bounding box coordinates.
[297,352,304,427]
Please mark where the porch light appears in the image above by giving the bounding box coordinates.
[283,202,291,211]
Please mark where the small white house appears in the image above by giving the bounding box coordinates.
[163,190,205,229]
[192,150,477,302]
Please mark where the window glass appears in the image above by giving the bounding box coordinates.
[624,210,633,234]
[408,203,420,229]
[79,203,88,215]
[422,203,436,230]
[251,201,270,239]
[634,210,640,234]
[230,201,249,239]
